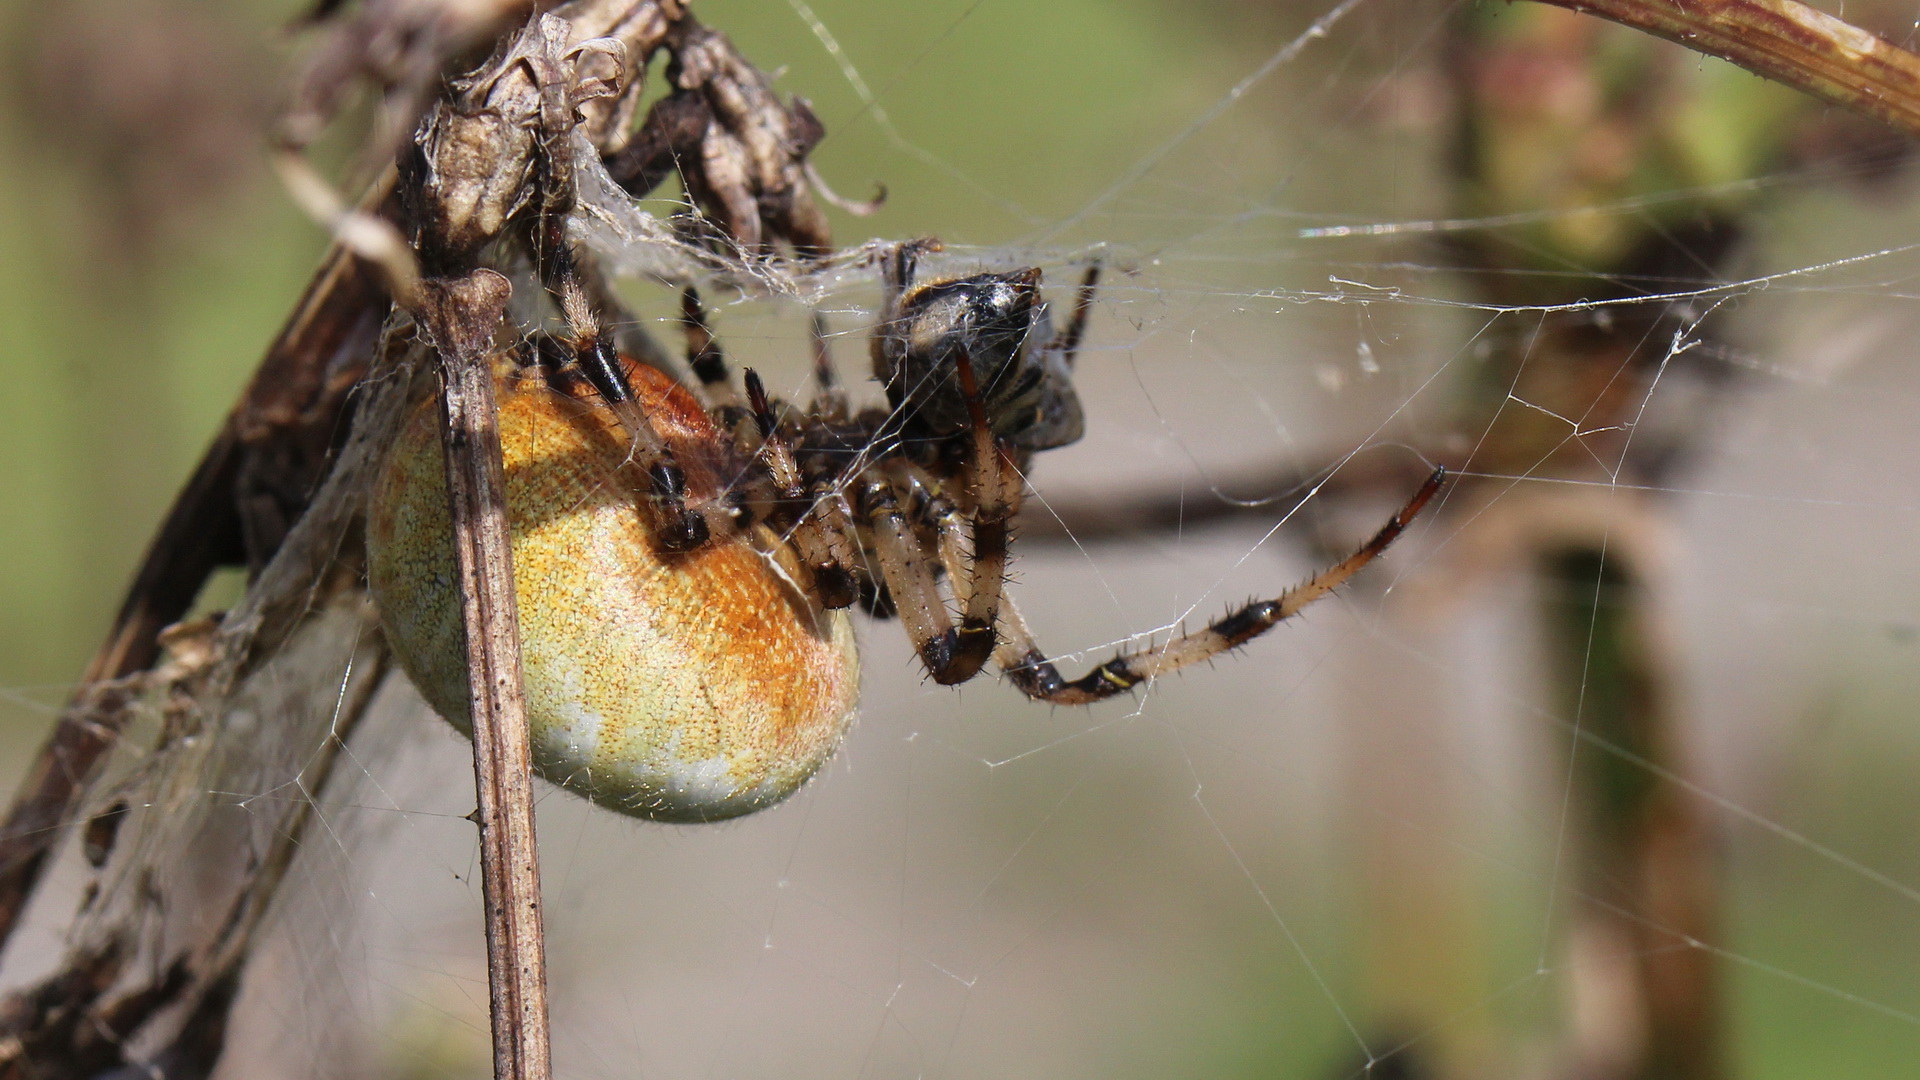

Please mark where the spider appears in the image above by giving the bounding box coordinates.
[346,4,1437,821]
[367,239,1444,822]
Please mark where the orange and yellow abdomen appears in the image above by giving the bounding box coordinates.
[368,358,860,823]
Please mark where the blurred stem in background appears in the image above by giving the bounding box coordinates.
[1443,10,1756,1070]
[1542,543,1720,1080]
[1437,5,1759,1077]
[1324,1,1910,1076]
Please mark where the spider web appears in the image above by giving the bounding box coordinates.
[8,0,1920,1077]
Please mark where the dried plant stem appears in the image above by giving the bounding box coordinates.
[424,272,551,1080]
[0,242,387,952]
[1528,0,1920,136]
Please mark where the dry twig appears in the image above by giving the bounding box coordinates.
[1526,0,1920,136]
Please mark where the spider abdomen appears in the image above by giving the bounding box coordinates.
[368,356,861,823]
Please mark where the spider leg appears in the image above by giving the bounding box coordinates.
[1051,261,1102,368]
[513,50,729,556]
[680,286,742,408]
[878,239,929,313]
[870,238,942,382]
[543,249,728,552]
[859,469,977,681]
[742,369,856,608]
[508,45,733,555]
[847,345,1022,685]
[677,287,789,531]
[807,476,863,595]
[996,467,1446,705]
[938,347,1021,678]
[809,309,850,422]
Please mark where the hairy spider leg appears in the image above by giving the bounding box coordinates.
[802,473,864,607]
[1053,262,1102,368]
[679,287,743,408]
[676,285,857,606]
[870,237,943,387]
[789,333,867,603]
[514,64,734,556]
[676,286,771,474]
[858,467,972,677]
[994,467,1447,705]
[935,346,1018,682]
[537,236,725,552]
[741,369,857,608]
[808,310,850,422]
[846,346,1017,686]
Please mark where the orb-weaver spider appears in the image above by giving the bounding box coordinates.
[369,239,1443,822]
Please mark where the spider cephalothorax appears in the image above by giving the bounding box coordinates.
[873,246,1088,452]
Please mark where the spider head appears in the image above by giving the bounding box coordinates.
[880,268,1086,451]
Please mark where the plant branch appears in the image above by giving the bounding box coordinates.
[419,271,550,1080]
[0,239,388,954]
[1526,0,1920,137]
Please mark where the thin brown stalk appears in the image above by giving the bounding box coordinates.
[1526,0,1920,137]
[420,270,550,1080]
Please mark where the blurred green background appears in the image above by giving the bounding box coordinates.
[5,1,1920,1078]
